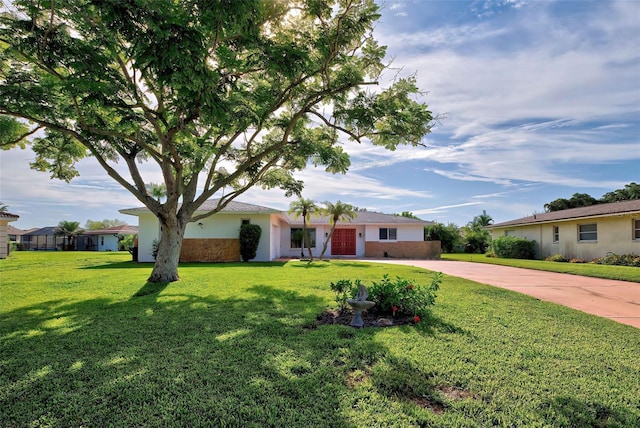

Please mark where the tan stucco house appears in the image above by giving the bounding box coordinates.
[120,199,440,262]
[0,211,20,259]
[486,200,640,260]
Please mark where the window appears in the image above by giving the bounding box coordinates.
[379,228,397,240]
[578,223,597,242]
[505,230,516,237]
[241,219,251,225]
[290,228,316,248]
[552,226,559,243]
[634,219,640,240]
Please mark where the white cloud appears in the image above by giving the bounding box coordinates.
[413,202,484,216]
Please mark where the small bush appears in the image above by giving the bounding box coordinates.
[151,239,159,260]
[594,252,640,267]
[546,254,569,262]
[368,273,442,318]
[329,279,359,310]
[488,236,536,259]
[239,224,262,262]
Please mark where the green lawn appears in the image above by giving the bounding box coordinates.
[1,252,639,427]
[442,253,640,283]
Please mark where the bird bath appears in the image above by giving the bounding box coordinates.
[346,285,375,328]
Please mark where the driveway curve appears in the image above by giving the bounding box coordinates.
[370,259,640,329]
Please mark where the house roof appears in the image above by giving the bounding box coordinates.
[7,225,28,235]
[22,226,59,236]
[0,211,19,221]
[488,199,640,229]
[119,199,432,226]
[82,225,138,235]
[286,210,434,226]
[119,199,282,216]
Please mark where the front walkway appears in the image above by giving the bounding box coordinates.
[370,259,640,329]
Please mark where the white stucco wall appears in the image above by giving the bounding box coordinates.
[490,215,640,260]
[135,211,278,262]
[136,213,160,262]
[97,234,120,252]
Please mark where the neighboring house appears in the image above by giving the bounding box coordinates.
[7,225,32,249]
[21,227,65,250]
[81,225,138,252]
[486,200,640,260]
[120,200,440,263]
[0,211,20,259]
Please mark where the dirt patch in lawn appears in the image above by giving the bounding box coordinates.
[314,308,418,328]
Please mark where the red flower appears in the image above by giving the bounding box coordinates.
[407,285,414,290]
[413,315,421,323]
[392,306,398,315]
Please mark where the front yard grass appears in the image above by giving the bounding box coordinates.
[1,252,639,427]
[442,253,640,283]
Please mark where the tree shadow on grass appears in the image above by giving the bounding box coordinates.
[0,286,385,427]
[130,281,169,298]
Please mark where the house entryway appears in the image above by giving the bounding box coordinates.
[331,228,356,256]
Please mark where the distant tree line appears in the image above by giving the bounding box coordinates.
[544,182,640,212]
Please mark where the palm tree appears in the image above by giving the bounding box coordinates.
[55,221,81,250]
[0,202,8,212]
[472,210,493,229]
[288,198,319,260]
[145,182,167,202]
[318,200,357,260]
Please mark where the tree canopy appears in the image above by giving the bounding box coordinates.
[544,183,640,212]
[0,0,435,282]
[84,218,127,230]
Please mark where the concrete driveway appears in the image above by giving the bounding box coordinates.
[372,259,640,329]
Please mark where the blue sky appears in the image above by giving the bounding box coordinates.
[1,0,639,230]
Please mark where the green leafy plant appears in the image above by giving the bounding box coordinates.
[488,236,536,259]
[545,254,569,262]
[594,252,640,267]
[368,273,441,319]
[151,239,160,260]
[329,279,360,310]
[239,224,262,262]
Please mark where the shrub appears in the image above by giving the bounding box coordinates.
[463,229,491,254]
[151,239,159,260]
[329,279,360,310]
[239,224,262,262]
[488,236,536,259]
[594,252,640,267]
[368,273,442,318]
[546,254,569,262]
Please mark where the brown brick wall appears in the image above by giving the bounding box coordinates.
[180,238,241,262]
[365,241,441,259]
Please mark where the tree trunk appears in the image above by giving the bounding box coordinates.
[148,214,187,283]
[319,224,336,259]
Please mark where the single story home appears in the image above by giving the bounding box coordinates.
[0,211,20,259]
[20,225,138,251]
[81,225,138,252]
[7,225,33,249]
[486,199,640,260]
[20,226,64,251]
[120,199,440,263]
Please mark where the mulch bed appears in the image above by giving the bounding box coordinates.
[316,308,417,328]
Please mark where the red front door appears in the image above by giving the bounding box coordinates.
[331,229,356,256]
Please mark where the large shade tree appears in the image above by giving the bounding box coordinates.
[0,0,434,282]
